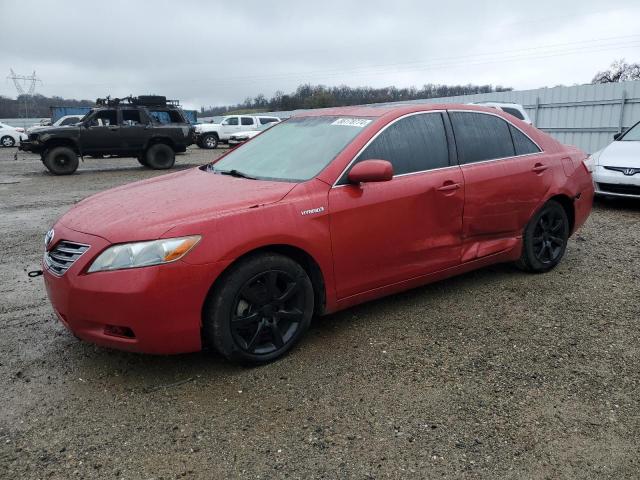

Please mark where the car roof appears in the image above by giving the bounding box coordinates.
[293,103,507,119]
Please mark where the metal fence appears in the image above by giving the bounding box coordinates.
[261,80,640,154]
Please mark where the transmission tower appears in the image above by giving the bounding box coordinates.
[7,69,42,120]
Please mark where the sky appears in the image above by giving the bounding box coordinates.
[1,0,639,110]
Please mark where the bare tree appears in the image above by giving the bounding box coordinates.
[591,59,640,84]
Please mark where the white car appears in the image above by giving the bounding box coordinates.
[195,115,280,149]
[228,121,280,146]
[470,102,532,125]
[27,114,85,134]
[228,130,262,146]
[586,121,640,198]
[0,122,28,147]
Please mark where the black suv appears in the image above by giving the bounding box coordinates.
[20,96,194,175]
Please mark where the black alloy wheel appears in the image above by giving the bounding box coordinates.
[518,200,569,272]
[532,209,566,264]
[204,253,314,364]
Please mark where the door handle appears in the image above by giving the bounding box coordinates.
[436,181,461,192]
[532,163,548,173]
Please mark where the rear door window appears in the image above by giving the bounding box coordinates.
[121,109,143,126]
[241,117,255,126]
[345,113,449,180]
[449,112,515,164]
[509,124,540,155]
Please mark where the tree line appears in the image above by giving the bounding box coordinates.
[200,83,513,116]
[0,94,94,118]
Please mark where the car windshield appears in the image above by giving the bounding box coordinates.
[210,116,372,182]
[620,122,640,141]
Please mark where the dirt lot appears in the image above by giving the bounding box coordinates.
[0,146,638,479]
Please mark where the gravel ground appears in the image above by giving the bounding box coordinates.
[0,146,638,479]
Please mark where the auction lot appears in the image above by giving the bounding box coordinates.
[0,147,638,478]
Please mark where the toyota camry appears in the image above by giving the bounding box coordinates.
[42,104,594,363]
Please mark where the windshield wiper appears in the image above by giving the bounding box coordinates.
[211,168,257,180]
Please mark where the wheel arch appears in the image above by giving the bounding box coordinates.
[547,194,575,234]
[43,138,80,154]
[145,136,176,151]
[202,243,327,322]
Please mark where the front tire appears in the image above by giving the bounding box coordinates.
[200,133,218,149]
[145,143,175,169]
[43,146,79,175]
[517,200,569,273]
[1,135,16,147]
[203,253,314,364]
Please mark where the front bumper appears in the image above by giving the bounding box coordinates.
[18,140,38,152]
[593,167,640,198]
[43,224,227,355]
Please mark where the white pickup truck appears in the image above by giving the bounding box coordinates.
[194,114,280,149]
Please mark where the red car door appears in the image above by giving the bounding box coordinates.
[448,111,552,261]
[329,112,465,299]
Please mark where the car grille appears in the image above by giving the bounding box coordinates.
[598,183,640,196]
[45,241,90,276]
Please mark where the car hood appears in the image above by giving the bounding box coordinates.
[31,125,80,135]
[598,141,640,167]
[58,167,297,243]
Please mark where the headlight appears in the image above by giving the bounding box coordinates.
[583,155,595,173]
[584,149,602,173]
[87,236,201,273]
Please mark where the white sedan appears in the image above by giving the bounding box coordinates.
[0,122,28,148]
[586,121,640,198]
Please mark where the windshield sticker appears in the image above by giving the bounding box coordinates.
[331,118,372,128]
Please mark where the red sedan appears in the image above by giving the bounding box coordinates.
[42,104,593,363]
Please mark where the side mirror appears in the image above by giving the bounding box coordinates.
[348,160,394,184]
[613,132,622,140]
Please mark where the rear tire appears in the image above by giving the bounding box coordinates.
[145,143,175,169]
[200,133,218,149]
[517,200,569,273]
[203,253,314,364]
[1,135,15,147]
[43,146,79,175]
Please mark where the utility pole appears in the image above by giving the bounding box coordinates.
[7,69,42,121]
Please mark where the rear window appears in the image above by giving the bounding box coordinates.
[450,112,515,164]
[502,107,525,121]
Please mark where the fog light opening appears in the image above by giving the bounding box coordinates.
[104,325,136,339]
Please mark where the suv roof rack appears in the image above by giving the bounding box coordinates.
[95,95,180,107]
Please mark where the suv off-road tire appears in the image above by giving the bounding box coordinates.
[200,133,218,149]
[517,200,569,273]
[145,143,175,170]
[43,146,79,175]
[203,253,314,364]
[137,155,148,167]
